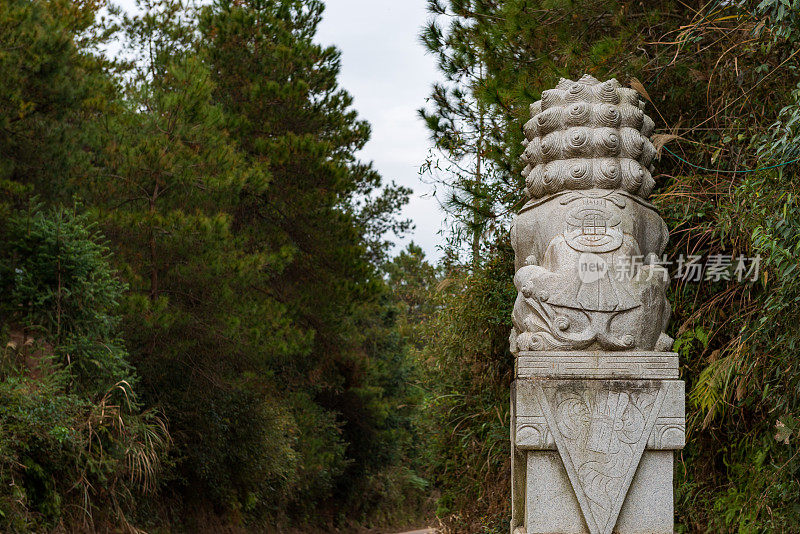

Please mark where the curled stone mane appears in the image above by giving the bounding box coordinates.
[521,74,657,200]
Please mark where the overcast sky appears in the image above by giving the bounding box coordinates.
[316,1,445,261]
[112,0,446,261]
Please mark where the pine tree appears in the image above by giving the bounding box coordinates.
[83,0,314,519]
[0,0,115,209]
[0,4,171,530]
[198,0,416,519]
[419,1,511,266]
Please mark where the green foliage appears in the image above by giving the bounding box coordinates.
[385,243,440,345]
[756,0,800,42]
[1,206,132,393]
[86,4,307,522]
[192,0,419,525]
[416,239,515,530]
[420,0,800,531]
[0,0,114,207]
[0,0,419,530]
[0,207,168,533]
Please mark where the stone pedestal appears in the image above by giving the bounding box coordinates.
[510,352,684,534]
[507,75,684,534]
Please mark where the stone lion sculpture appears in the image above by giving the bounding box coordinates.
[510,74,673,353]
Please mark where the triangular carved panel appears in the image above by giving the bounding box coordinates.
[535,381,665,534]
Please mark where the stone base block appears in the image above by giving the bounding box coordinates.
[511,377,684,534]
[523,450,673,534]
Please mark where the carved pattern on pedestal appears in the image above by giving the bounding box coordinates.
[515,379,685,452]
[649,417,685,449]
[515,415,552,449]
[535,381,665,534]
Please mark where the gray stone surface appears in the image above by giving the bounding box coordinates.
[616,452,674,533]
[514,379,685,451]
[525,451,587,533]
[511,377,684,533]
[508,76,684,534]
[509,75,673,353]
[523,450,673,534]
[517,351,679,379]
